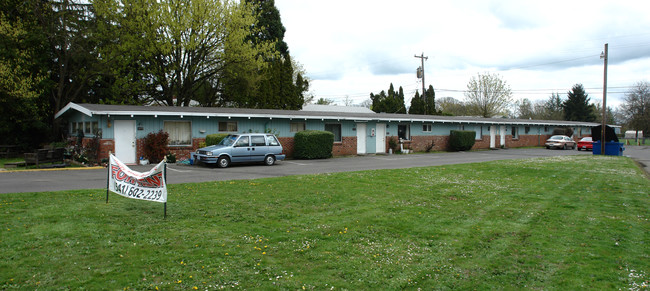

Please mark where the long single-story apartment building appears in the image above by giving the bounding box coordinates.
[55,102,599,164]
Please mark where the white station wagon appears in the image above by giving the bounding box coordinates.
[195,134,285,168]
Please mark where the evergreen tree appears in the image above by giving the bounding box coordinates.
[425,85,437,115]
[223,0,306,110]
[371,83,406,113]
[409,91,425,114]
[563,84,596,122]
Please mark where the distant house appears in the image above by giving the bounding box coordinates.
[55,102,599,164]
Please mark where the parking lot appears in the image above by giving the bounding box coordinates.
[1,147,648,194]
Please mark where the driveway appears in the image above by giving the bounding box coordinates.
[1,147,648,194]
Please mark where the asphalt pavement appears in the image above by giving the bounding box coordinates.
[1,147,648,194]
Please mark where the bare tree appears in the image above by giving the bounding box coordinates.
[464,72,512,117]
[621,81,650,139]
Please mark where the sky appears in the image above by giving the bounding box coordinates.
[274,0,650,110]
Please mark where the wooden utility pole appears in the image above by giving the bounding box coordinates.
[414,53,428,105]
[600,43,608,154]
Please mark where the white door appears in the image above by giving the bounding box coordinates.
[490,126,496,148]
[114,120,136,164]
[500,125,506,148]
[376,123,386,154]
[356,123,367,155]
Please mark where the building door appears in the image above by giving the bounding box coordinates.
[490,126,496,148]
[114,120,136,164]
[376,123,386,154]
[356,123,367,155]
[500,125,506,148]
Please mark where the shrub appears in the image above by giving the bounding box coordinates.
[143,130,169,163]
[388,137,398,153]
[449,130,476,151]
[294,130,333,159]
[552,127,574,137]
[206,133,229,146]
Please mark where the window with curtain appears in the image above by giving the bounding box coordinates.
[219,121,238,132]
[164,121,192,146]
[290,122,306,132]
[325,124,342,142]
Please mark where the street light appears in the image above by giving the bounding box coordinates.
[600,43,608,155]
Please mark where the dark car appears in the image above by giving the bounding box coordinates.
[194,134,285,168]
[576,137,593,151]
[545,135,576,150]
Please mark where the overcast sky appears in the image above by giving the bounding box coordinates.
[274,0,650,109]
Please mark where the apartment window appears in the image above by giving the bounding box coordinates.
[71,122,78,135]
[525,126,530,134]
[475,126,483,140]
[164,121,192,146]
[84,122,92,134]
[219,121,238,132]
[325,123,342,142]
[423,124,432,132]
[512,126,519,139]
[290,122,306,132]
[398,124,410,140]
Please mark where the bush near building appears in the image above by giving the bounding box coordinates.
[294,130,334,159]
[449,130,476,151]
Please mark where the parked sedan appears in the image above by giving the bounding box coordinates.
[576,137,593,151]
[194,133,285,168]
[545,135,576,150]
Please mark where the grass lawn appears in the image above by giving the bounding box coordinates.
[1,155,648,289]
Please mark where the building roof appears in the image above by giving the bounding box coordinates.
[55,102,600,127]
[302,104,375,114]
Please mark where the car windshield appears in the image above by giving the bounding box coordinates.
[550,135,564,140]
[581,137,592,141]
[219,135,238,146]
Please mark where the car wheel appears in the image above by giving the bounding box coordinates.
[264,155,276,166]
[217,156,230,168]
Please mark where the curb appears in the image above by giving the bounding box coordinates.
[0,166,104,173]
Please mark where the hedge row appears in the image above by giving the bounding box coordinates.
[293,130,333,159]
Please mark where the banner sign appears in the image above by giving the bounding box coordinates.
[108,154,167,203]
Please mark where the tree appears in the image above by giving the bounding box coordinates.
[408,90,425,114]
[315,97,334,105]
[222,0,307,110]
[410,85,437,115]
[621,81,650,138]
[516,98,535,119]
[437,97,469,116]
[464,72,512,117]
[370,83,406,114]
[563,84,595,122]
[95,0,274,107]
[543,93,564,120]
[0,0,53,148]
[424,85,437,115]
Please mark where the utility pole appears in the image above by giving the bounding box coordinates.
[600,43,608,155]
[414,53,428,107]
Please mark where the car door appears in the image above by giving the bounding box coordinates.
[231,135,251,162]
[266,135,282,155]
[249,135,268,162]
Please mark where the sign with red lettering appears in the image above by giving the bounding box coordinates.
[108,154,167,203]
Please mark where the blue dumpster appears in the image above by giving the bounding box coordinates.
[593,141,625,156]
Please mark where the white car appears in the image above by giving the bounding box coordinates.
[545,135,576,150]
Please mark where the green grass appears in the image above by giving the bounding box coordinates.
[1,155,648,289]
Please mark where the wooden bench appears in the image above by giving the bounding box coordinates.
[24,148,65,167]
